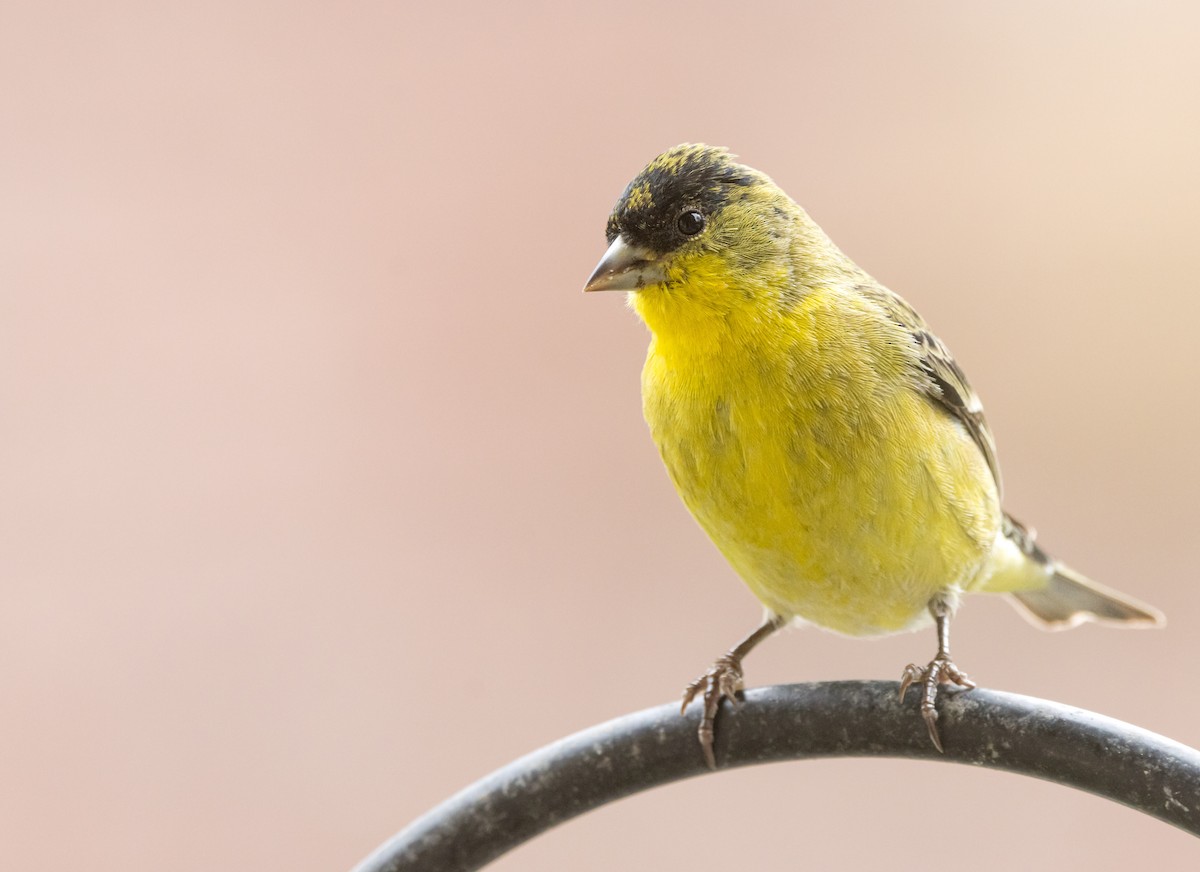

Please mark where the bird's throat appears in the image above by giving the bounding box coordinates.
[629,287,736,362]
[628,256,773,363]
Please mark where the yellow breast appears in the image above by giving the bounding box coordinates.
[637,285,999,636]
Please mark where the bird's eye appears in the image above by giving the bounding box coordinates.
[676,210,705,236]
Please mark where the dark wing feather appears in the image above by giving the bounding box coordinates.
[858,284,1003,498]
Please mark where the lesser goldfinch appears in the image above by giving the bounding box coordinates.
[584,144,1164,768]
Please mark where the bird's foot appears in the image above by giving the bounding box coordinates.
[680,654,745,769]
[898,656,976,752]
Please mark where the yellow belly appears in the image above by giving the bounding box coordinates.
[642,336,999,637]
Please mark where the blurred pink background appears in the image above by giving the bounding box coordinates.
[4,2,1200,869]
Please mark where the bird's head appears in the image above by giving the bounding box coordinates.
[583,145,804,327]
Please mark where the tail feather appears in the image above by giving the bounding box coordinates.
[1009,565,1165,630]
[1001,513,1165,630]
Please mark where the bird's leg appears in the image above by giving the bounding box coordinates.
[898,597,976,752]
[681,614,787,769]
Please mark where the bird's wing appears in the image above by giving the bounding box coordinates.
[858,284,1003,498]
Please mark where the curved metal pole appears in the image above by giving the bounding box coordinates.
[353,681,1200,872]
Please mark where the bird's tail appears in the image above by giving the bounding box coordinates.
[1000,514,1164,630]
[1010,565,1165,630]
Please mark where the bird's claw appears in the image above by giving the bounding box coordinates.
[681,654,745,769]
[898,656,976,752]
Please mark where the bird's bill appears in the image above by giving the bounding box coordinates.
[582,237,666,293]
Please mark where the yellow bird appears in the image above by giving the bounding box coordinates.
[583,144,1163,768]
